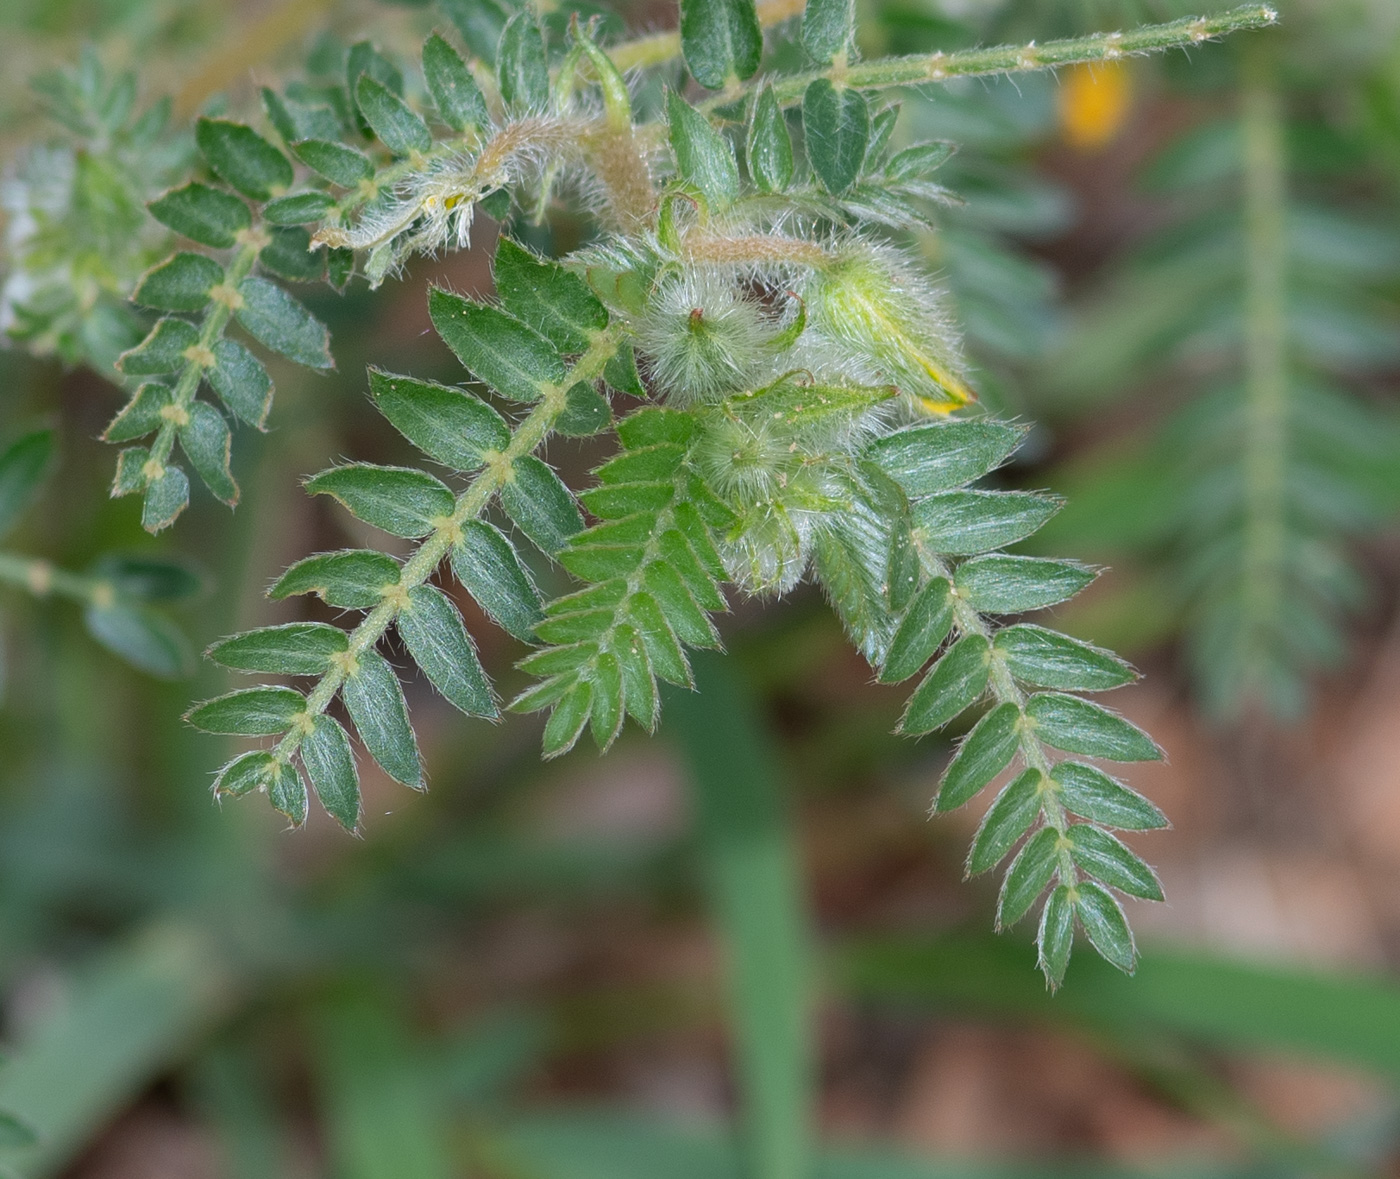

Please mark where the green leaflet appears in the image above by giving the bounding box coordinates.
[878,577,953,683]
[117,317,198,376]
[556,383,612,437]
[305,463,454,538]
[84,601,192,678]
[271,549,402,609]
[499,456,583,556]
[208,339,274,429]
[369,370,510,472]
[178,402,237,505]
[494,239,609,354]
[186,686,305,735]
[112,448,150,497]
[912,490,1062,556]
[212,749,280,798]
[147,182,250,249]
[871,421,1026,498]
[0,429,55,538]
[356,75,432,155]
[270,760,309,824]
[994,625,1135,692]
[423,33,488,133]
[1050,761,1167,830]
[235,278,334,370]
[680,0,762,90]
[802,80,868,195]
[1038,884,1076,988]
[886,141,956,183]
[451,520,543,643]
[294,139,373,187]
[934,701,1022,812]
[262,191,336,225]
[801,0,854,63]
[1025,692,1163,762]
[133,253,223,312]
[997,825,1059,928]
[497,12,549,112]
[667,92,739,210]
[900,633,990,734]
[300,714,361,832]
[428,289,565,401]
[747,87,793,194]
[259,227,324,283]
[1075,881,1137,974]
[953,554,1096,614]
[207,622,348,675]
[1068,824,1163,901]
[343,647,423,789]
[195,118,292,201]
[141,464,190,533]
[967,768,1043,877]
[396,584,497,718]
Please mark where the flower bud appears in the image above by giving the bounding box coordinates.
[634,273,770,404]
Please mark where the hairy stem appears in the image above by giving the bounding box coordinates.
[271,331,620,767]
[1239,38,1288,699]
[713,5,1278,111]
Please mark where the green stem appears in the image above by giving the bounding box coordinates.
[1239,38,1288,695]
[0,552,102,604]
[711,4,1278,111]
[271,331,620,767]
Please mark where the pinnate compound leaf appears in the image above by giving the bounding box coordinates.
[871,421,1026,498]
[968,767,1043,877]
[1069,824,1163,900]
[954,554,1096,614]
[1038,884,1075,988]
[343,647,422,788]
[186,686,305,734]
[496,12,549,111]
[747,86,794,193]
[397,584,497,718]
[235,278,334,370]
[803,79,869,194]
[451,520,543,642]
[1050,761,1167,831]
[269,760,308,824]
[994,625,1135,692]
[680,0,762,89]
[0,428,55,538]
[271,549,401,608]
[142,464,190,533]
[369,369,509,471]
[1075,880,1137,973]
[879,577,953,683]
[209,339,274,428]
[196,118,293,200]
[428,289,564,400]
[997,824,1059,928]
[294,138,373,187]
[134,252,224,312]
[207,622,348,675]
[263,191,336,225]
[355,75,432,155]
[901,633,991,734]
[306,463,454,538]
[935,701,1021,812]
[213,750,279,798]
[493,238,609,353]
[913,490,1061,556]
[180,401,238,505]
[667,92,739,210]
[1026,692,1162,762]
[500,456,583,555]
[117,316,199,376]
[424,33,489,132]
[84,602,191,678]
[802,0,855,62]
[148,182,250,248]
[300,714,361,831]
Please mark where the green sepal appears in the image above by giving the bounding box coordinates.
[235,277,335,370]
[900,633,991,734]
[397,584,497,718]
[185,685,306,735]
[343,647,423,789]
[451,520,543,642]
[428,288,565,401]
[368,369,510,471]
[934,701,1021,812]
[967,768,1043,877]
[117,317,199,376]
[1025,692,1163,762]
[270,549,402,609]
[195,118,293,200]
[305,463,455,538]
[133,253,224,312]
[148,182,251,249]
[207,621,348,675]
[301,714,361,832]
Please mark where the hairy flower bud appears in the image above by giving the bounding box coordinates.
[634,273,772,403]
